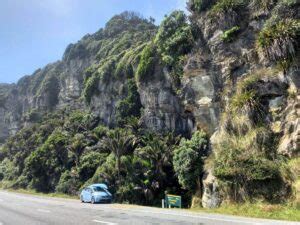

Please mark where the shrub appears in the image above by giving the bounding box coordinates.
[136,43,157,83]
[188,0,215,12]
[116,79,142,126]
[221,26,240,42]
[92,125,109,139]
[0,158,17,181]
[25,130,69,192]
[83,75,99,104]
[173,131,208,192]
[209,0,247,16]
[155,11,194,68]
[56,170,79,195]
[212,70,293,202]
[230,90,257,112]
[78,152,108,182]
[257,19,300,67]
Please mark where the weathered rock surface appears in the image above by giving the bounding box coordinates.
[202,170,221,208]
[0,3,299,208]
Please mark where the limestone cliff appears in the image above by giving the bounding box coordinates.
[0,2,299,208]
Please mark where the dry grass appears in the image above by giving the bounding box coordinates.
[191,202,300,221]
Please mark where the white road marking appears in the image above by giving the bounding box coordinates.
[92,219,117,225]
[37,209,51,213]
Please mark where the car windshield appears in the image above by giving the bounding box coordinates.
[92,186,105,192]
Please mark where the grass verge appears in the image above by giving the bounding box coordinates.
[191,202,300,221]
[1,188,78,200]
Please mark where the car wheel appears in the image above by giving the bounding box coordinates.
[80,195,84,203]
[91,197,95,204]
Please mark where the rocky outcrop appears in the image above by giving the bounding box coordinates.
[139,66,193,135]
[185,1,300,207]
[0,31,103,143]
[277,67,300,157]
[202,170,221,208]
[0,4,299,208]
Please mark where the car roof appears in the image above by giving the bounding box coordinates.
[89,183,108,189]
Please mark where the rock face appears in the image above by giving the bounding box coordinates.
[277,68,300,157]
[139,67,193,135]
[0,32,103,143]
[202,170,221,208]
[185,1,300,206]
[0,4,299,208]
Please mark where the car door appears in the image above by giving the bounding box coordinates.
[83,188,90,202]
[81,188,87,201]
[86,188,92,202]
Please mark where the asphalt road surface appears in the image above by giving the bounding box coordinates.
[0,191,299,225]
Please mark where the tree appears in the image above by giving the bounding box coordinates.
[78,152,108,182]
[137,133,179,186]
[101,129,136,180]
[67,134,87,168]
[173,131,208,195]
[25,129,69,192]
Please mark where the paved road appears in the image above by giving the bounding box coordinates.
[0,191,299,225]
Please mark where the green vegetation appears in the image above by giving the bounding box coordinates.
[173,131,208,192]
[211,69,294,203]
[209,0,247,16]
[116,79,142,126]
[0,84,12,108]
[0,106,210,206]
[155,10,194,82]
[250,0,276,11]
[221,26,240,42]
[1,8,299,214]
[192,202,300,221]
[135,43,157,83]
[82,12,157,104]
[188,0,215,12]
[257,19,300,70]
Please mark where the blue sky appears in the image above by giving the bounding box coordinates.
[0,0,186,84]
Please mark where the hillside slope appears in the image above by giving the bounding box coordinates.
[0,1,299,209]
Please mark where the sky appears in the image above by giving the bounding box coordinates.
[0,0,187,84]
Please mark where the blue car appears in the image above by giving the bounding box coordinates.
[80,184,112,204]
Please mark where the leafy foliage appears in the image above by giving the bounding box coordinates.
[101,129,136,180]
[209,0,248,16]
[82,12,157,104]
[25,129,69,192]
[221,26,240,42]
[56,170,79,195]
[155,11,194,70]
[188,0,215,12]
[257,19,300,69]
[135,43,157,83]
[173,131,208,191]
[116,79,142,126]
[212,70,293,202]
